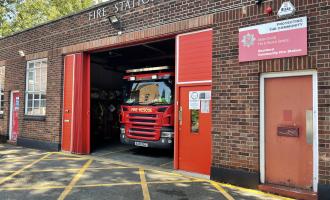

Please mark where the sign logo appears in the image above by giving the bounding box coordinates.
[278,1,296,18]
[241,33,256,48]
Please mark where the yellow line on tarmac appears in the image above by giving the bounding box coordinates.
[52,151,85,158]
[139,168,151,200]
[0,185,66,191]
[210,181,235,200]
[27,166,135,173]
[97,148,132,157]
[0,153,51,185]
[57,159,93,200]
[43,158,88,161]
[75,182,141,188]
[159,161,173,167]
[0,170,16,173]
[0,178,204,191]
[219,183,294,200]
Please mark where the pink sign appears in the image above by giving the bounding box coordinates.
[239,17,307,62]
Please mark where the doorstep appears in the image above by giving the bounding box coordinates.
[258,184,317,200]
[7,140,17,145]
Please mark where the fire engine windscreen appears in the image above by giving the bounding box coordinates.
[124,80,174,106]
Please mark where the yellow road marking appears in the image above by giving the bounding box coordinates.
[57,159,93,200]
[97,148,132,157]
[43,158,88,161]
[0,167,135,174]
[159,161,173,167]
[0,186,66,191]
[220,183,294,200]
[139,168,151,200]
[210,181,235,200]
[0,170,16,173]
[0,153,51,185]
[28,166,134,173]
[53,152,86,158]
[0,178,205,191]
[0,158,88,162]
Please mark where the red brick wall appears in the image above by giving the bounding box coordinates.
[212,0,330,185]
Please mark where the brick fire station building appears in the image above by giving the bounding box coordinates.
[0,0,329,199]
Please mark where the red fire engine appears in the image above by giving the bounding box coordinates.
[120,66,174,149]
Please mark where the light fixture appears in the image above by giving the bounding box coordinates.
[108,15,122,31]
[18,50,25,57]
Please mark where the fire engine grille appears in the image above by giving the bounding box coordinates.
[130,119,156,123]
[130,128,154,132]
[129,127,156,139]
[129,113,157,118]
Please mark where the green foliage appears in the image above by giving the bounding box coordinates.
[0,0,93,37]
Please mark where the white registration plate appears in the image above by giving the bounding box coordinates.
[134,142,148,147]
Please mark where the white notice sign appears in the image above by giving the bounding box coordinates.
[201,100,210,113]
[189,91,200,110]
[189,91,211,110]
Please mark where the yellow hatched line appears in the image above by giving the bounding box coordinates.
[0,167,136,174]
[57,159,93,200]
[97,148,132,157]
[0,179,205,191]
[210,181,235,200]
[0,158,88,162]
[139,168,151,200]
[220,183,294,200]
[159,161,173,167]
[0,153,52,185]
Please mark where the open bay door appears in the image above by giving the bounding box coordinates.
[175,29,213,175]
[62,53,90,154]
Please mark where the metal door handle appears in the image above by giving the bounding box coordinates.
[306,110,313,144]
[64,119,70,123]
[179,106,183,126]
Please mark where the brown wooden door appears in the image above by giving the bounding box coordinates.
[265,76,313,189]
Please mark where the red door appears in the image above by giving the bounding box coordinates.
[265,76,313,189]
[62,55,75,152]
[10,91,20,141]
[62,53,90,154]
[178,86,212,175]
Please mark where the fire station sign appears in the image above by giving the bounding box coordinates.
[239,16,307,62]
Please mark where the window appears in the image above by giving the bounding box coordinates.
[25,59,47,116]
[0,66,5,115]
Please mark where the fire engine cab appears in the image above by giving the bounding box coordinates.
[120,66,174,149]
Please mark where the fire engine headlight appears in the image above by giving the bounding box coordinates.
[161,131,174,138]
[120,127,126,134]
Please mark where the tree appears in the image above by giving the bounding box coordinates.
[0,0,93,37]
